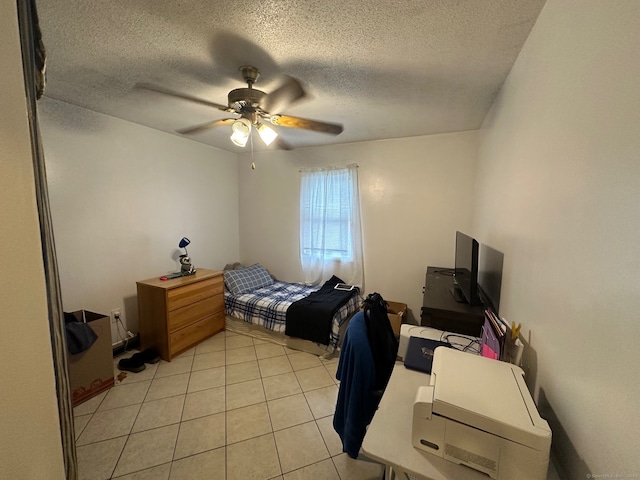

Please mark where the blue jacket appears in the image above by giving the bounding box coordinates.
[333,311,379,458]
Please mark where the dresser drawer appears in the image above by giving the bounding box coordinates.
[167,276,223,311]
[137,269,224,362]
[169,312,225,356]
[168,294,223,332]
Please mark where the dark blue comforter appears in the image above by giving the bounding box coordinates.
[285,276,357,345]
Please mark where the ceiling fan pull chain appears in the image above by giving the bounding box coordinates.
[250,130,256,170]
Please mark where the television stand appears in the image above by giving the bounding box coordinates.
[449,285,467,303]
[420,266,484,336]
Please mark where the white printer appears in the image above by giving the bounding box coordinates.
[412,347,551,480]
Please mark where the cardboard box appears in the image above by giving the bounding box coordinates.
[66,310,114,406]
[387,301,408,336]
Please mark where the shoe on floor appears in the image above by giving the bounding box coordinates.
[140,348,161,364]
[118,353,146,373]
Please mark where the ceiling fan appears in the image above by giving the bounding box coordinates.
[136,65,343,150]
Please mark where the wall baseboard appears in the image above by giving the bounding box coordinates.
[111,334,140,357]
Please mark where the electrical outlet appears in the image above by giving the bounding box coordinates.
[110,308,121,323]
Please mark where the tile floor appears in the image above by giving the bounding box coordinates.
[73,330,385,480]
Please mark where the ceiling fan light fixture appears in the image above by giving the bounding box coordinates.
[257,123,278,146]
[230,118,251,147]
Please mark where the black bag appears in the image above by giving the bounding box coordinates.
[64,312,98,355]
[362,293,398,393]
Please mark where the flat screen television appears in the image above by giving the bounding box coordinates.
[478,244,504,314]
[452,231,482,306]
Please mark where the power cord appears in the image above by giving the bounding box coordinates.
[440,331,481,354]
[114,312,134,352]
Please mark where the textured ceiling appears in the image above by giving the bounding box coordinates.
[37,0,546,152]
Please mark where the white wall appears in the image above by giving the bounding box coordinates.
[238,132,479,322]
[39,99,240,344]
[0,1,65,477]
[473,1,640,477]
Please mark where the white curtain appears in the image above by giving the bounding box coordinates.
[299,164,364,287]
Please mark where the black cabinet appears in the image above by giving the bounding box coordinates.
[420,266,484,336]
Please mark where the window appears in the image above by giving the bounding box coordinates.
[299,165,363,286]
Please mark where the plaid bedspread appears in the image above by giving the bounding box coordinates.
[225,281,360,348]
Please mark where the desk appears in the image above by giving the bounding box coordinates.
[361,330,560,480]
[361,362,488,480]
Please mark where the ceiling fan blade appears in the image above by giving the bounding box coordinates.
[177,118,236,135]
[135,83,231,112]
[260,76,306,114]
[270,114,343,135]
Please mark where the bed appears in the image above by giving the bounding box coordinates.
[223,264,361,357]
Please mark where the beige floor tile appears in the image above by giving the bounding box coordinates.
[274,421,330,473]
[226,360,261,385]
[226,378,266,410]
[76,436,127,480]
[226,402,273,444]
[74,414,92,440]
[173,412,225,460]
[262,372,302,400]
[191,350,225,371]
[73,390,108,416]
[182,386,225,421]
[97,381,151,411]
[268,394,313,431]
[112,424,179,477]
[194,332,225,354]
[323,361,339,383]
[173,347,195,358]
[283,459,340,480]
[252,337,269,345]
[288,352,323,371]
[73,331,373,480]
[255,343,287,360]
[76,404,140,446]
[187,366,225,392]
[155,357,194,378]
[226,334,254,350]
[304,385,338,419]
[145,373,189,402]
[169,447,225,480]
[111,463,171,479]
[331,453,384,480]
[131,395,185,433]
[320,355,340,365]
[226,433,281,480]
[295,366,335,392]
[226,345,257,365]
[258,355,293,377]
[316,416,343,457]
[115,362,158,385]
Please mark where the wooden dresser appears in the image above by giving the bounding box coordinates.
[137,268,224,361]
